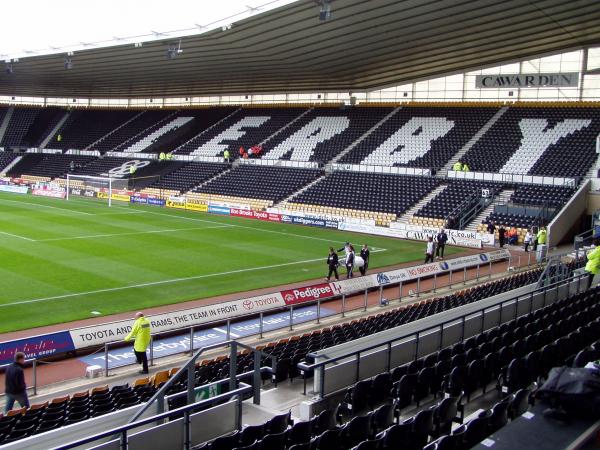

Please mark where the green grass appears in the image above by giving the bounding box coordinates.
[0,192,462,333]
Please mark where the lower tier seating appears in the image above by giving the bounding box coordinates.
[293,173,441,218]
[192,166,322,203]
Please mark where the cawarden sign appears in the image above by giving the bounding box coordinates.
[476,72,578,89]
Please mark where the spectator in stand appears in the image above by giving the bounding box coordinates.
[452,161,463,171]
[69,160,75,172]
[166,152,173,160]
[508,227,519,245]
[584,238,600,289]
[159,152,166,162]
[125,312,151,374]
[255,145,263,156]
[359,244,370,276]
[223,149,230,163]
[537,227,547,247]
[487,220,495,235]
[4,352,29,413]
[345,245,355,279]
[498,225,506,248]
[462,162,470,172]
[425,236,435,263]
[524,229,533,252]
[436,228,448,259]
[326,247,339,281]
[239,147,245,158]
[248,147,254,158]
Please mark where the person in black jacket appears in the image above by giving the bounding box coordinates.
[436,229,448,259]
[4,352,29,413]
[326,247,339,281]
[359,244,370,276]
[498,225,506,248]
[345,245,356,279]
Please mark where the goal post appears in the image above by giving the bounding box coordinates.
[66,174,129,207]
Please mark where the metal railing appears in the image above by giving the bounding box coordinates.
[296,272,588,398]
[52,383,253,450]
[129,339,275,423]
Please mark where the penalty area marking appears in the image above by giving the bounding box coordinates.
[0,249,387,308]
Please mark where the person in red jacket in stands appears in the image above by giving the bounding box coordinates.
[239,147,245,157]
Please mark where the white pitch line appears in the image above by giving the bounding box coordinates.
[0,249,387,307]
[0,230,36,242]
[0,198,94,216]
[36,224,232,242]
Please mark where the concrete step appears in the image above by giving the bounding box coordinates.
[396,184,448,223]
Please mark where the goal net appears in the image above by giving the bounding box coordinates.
[66,174,130,207]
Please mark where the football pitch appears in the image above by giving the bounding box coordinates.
[0,192,461,333]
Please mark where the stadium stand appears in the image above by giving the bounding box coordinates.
[340,106,498,170]
[461,106,600,177]
[288,173,441,225]
[175,107,306,158]
[49,109,139,151]
[262,106,394,163]
[188,165,322,209]
[141,161,229,197]
[0,108,39,148]
[411,180,502,227]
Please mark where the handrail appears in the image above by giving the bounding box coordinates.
[0,359,38,396]
[51,383,253,450]
[297,272,587,397]
[129,339,275,423]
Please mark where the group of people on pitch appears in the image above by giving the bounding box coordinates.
[326,243,370,281]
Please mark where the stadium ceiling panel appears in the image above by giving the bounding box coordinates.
[1,0,599,98]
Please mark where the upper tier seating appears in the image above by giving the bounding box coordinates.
[413,180,502,223]
[176,108,306,157]
[144,162,229,195]
[262,107,394,164]
[340,107,498,170]
[462,106,600,177]
[1,108,39,147]
[292,173,440,217]
[90,110,173,153]
[509,184,575,208]
[19,107,66,148]
[50,110,139,150]
[113,108,237,155]
[192,166,321,203]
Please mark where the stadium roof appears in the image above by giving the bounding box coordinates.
[1,0,599,99]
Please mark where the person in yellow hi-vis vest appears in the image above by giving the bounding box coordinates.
[462,163,470,172]
[452,161,462,171]
[125,312,151,374]
[584,238,600,289]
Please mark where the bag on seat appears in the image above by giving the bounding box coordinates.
[536,366,600,417]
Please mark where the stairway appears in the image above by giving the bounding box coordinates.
[395,184,448,224]
[259,108,314,145]
[437,106,509,177]
[39,110,71,149]
[464,189,514,232]
[329,107,402,164]
[0,107,14,145]
[274,173,328,208]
